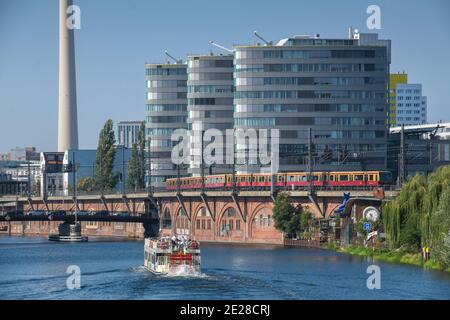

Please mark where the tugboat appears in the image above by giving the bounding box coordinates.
[144,236,201,274]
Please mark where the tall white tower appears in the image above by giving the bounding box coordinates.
[58,0,79,152]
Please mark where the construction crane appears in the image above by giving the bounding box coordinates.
[253,30,270,45]
[209,41,233,53]
[165,51,183,64]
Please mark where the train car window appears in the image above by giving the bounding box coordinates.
[330,175,334,181]
[369,174,374,181]
[354,175,364,181]
[340,175,349,181]
[300,176,307,182]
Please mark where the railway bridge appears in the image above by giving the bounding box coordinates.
[0,188,397,244]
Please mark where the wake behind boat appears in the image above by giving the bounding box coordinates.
[144,236,201,274]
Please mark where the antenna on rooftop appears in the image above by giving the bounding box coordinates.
[165,51,182,64]
[209,41,233,53]
[253,30,270,45]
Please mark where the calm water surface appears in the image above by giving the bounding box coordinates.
[0,236,449,300]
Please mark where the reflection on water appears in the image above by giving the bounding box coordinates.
[0,236,449,300]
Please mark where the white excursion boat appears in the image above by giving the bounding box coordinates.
[144,237,201,274]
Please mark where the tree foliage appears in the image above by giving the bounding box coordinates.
[273,192,314,236]
[127,123,146,190]
[94,119,117,191]
[435,230,450,270]
[77,177,96,192]
[382,166,450,264]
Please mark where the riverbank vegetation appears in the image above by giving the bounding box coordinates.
[329,166,450,272]
[327,244,449,272]
[381,166,450,271]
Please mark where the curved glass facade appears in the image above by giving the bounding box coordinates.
[234,34,390,173]
[145,63,188,187]
[187,55,234,176]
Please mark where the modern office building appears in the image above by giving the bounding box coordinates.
[233,31,391,173]
[187,54,234,175]
[63,147,131,196]
[145,63,188,188]
[117,121,144,148]
[395,83,427,126]
[388,72,408,127]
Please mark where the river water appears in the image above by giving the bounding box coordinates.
[0,236,449,300]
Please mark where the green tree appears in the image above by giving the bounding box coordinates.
[273,193,297,234]
[127,123,146,190]
[94,119,118,191]
[34,177,41,196]
[127,143,140,191]
[77,177,96,192]
[382,165,450,253]
[138,122,146,188]
[273,193,314,237]
[434,230,450,270]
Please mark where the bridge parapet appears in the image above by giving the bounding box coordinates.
[0,189,399,205]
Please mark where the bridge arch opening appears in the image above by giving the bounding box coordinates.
[175,207,190,236]
[218,207,243,241]
[193,207,213,240]
[162,208,172,229]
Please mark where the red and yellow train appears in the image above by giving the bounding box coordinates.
[166,171,393,191]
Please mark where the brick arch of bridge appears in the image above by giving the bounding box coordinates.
[54,204,67,211]
[111,202,123,213]
[247,202,282,243]
[174,205,190,235]
[215,202,244,241]
[84,203,100,212]
[160,201,192,235]
[190,204,215,239]
[160,201,180,223]
[133,202,146,214]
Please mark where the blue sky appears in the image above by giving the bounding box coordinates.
[1,0,449,152]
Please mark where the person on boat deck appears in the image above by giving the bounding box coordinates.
[171,235,178,248]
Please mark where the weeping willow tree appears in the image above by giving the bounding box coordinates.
[382,166,450,253]
[382,174,427,249]
[422,166,450,249]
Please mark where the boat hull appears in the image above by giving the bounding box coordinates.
[48,235,89,242]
